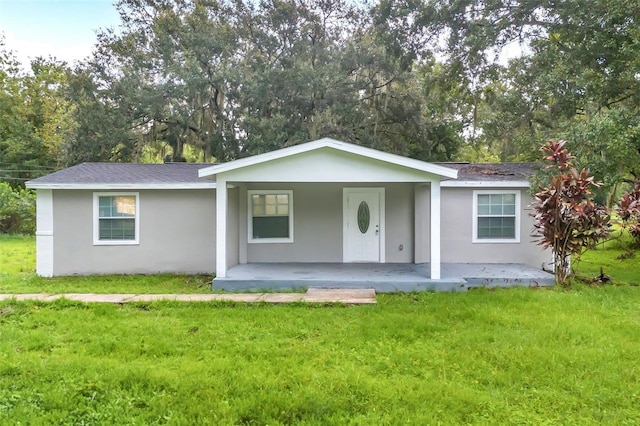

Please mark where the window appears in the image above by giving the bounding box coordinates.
[472,190,520,243]
[93,192,139,245]
[248,190,293,243]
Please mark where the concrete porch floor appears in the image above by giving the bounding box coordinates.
[214,263,555,292]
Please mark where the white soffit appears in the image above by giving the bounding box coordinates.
[441,180,531,188]
[198,138,458,180]
[26,183,217,190]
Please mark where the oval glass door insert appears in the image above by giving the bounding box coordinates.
[357,201,370,233]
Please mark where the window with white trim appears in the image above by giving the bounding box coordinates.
[93,193,139,245]
[472,190,520,243]
[248,190,293,243]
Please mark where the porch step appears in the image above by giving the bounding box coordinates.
[214,278,470,293]
[213,263,555,293]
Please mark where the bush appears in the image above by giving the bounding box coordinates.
[531,140,610,284]
[616,181,640,247]
[0,183,36,234]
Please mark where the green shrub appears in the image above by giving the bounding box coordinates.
[616,181,640,248]
[0,183,36,234]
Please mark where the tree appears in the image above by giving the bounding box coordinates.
[375,0,640,180]
[0,182,36,234]
[66,0,465,164]
[532,140,610,284]
[0,37,73,184]
[616,182,640,247]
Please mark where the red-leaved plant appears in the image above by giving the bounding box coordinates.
[616,181,640,246]
[532,140,611,284]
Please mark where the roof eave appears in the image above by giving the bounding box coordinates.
[441,180,531,188]
[26,182,217,190]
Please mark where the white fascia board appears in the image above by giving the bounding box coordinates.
[441,180,530,188]
[198,137,459,179]
[26,182,217,190]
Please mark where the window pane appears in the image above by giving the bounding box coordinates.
[478,226,491,238]
[252,193,290,216]
[98,197,111,216]
[502,225,515,238]
[253,216,289,239]
[503,194,516,204]
[99,218,136,240]
[477,217,515,239]
[123,219,135,239]
[99,196,135,218]
[477,193,517,217]
[477,194,490,215]
[114,196,136,217]
[253,205,265,216]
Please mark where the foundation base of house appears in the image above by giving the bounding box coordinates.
[213,263,555,293]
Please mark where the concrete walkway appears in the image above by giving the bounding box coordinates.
[0,288,377,304]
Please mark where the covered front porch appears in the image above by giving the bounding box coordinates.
[199,139,459,282]
[214,262,555,293]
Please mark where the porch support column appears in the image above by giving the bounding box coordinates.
[430,179,441,279]
[216,177,228,278]
[36,189,54,277]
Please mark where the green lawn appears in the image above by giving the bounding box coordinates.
[1,235,640,423]
[575,231,640,284]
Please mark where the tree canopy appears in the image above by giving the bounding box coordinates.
[60,0,464,164]
[2,0,639,199]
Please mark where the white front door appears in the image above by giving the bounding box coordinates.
[343,188,384,262]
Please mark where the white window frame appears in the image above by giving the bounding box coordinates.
[93,192,140,245]
[472,190,521,243]
[247,190,294,244]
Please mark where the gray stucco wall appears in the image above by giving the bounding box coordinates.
[384,184,414,262]
[48,184,549,276]
[244,183,415,263]
[440,187,550,268]
[52,189,216,276]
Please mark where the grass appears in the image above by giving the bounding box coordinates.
[1,234,640,423]
[0,233,35,275]
[1,288,640,424]
[575,231,640,284]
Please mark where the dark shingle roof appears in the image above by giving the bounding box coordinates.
[26,160,536,187]
[436,162,537,181]
[26,162,214,186]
